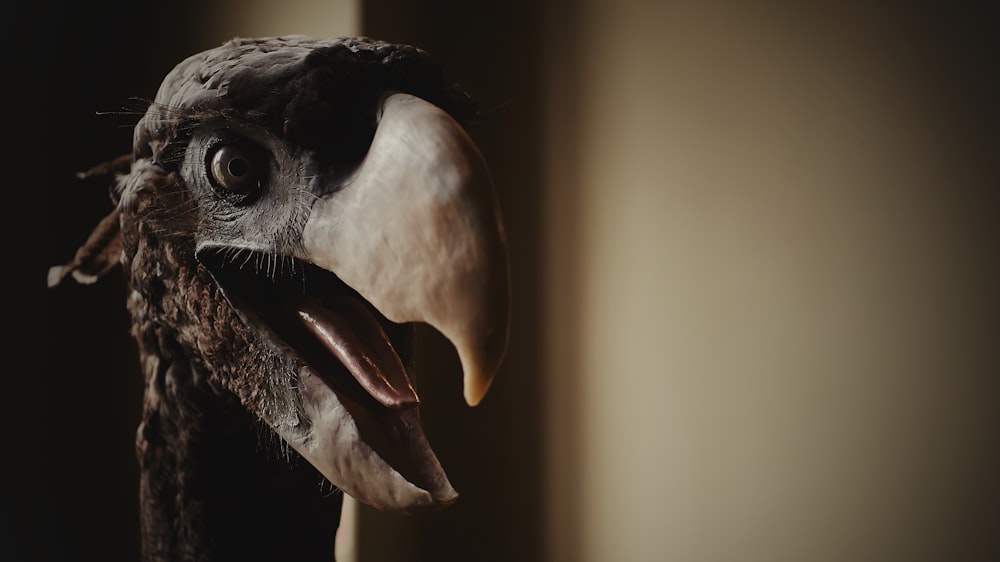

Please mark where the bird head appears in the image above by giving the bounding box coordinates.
[49,35,510,513]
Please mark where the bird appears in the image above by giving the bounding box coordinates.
[48,35,510,562]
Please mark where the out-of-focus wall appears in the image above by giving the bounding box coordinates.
[203,0,357,42]
[543,2,999,561]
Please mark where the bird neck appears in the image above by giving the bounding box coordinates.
[134,334,342,562]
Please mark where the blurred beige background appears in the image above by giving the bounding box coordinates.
[541,3,998,562]
[33,1,998,561]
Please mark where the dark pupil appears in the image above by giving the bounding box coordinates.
[228,158,248,177]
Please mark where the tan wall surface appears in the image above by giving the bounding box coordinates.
[543,2,999,561]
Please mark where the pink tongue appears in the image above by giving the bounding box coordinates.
[294,296,419,409]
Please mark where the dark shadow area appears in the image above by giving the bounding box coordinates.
[12,2,212,560]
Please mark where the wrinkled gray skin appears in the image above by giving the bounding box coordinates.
[51,35,509,562]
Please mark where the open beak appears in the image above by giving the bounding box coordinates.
[281,92,510,511]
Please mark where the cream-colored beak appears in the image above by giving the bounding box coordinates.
[301,92,510,406]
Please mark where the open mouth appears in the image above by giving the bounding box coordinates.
[196,244,452,501]
[177,93,508,513]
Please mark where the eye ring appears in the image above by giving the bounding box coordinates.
[206,143,266,200]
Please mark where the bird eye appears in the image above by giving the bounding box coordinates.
[208,144,264,196]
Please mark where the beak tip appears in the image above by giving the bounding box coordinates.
[462,361,498,407]
[463,381,488,407]
[458,316,509,407]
